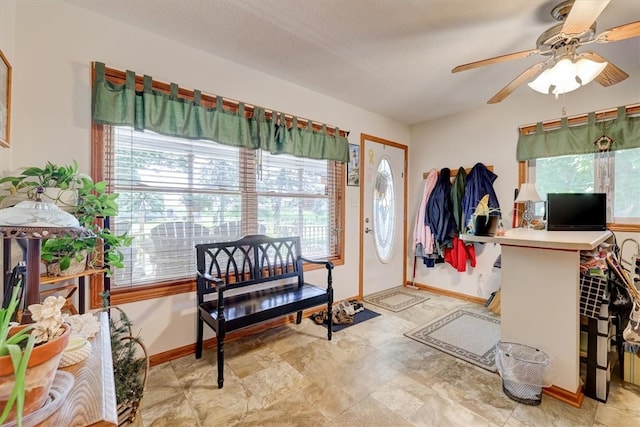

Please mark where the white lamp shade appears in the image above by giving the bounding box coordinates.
[515,183,542,203]
[575,58,607,85]
[528,57,607,95]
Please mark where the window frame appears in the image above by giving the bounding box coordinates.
[518,159,640,233]
[89,86,346,309]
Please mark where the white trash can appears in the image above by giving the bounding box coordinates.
[495,341,551,405]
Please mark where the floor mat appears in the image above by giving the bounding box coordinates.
[317,308,381,332]
[404,308,500,372]
[364,287,429,312]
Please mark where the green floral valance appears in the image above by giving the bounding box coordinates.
[91,62,350,163]
[517,106,640,161]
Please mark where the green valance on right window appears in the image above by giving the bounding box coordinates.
[91,62,350,163]
[517,106,640,161]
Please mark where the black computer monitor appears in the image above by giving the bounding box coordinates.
[546,193,607,231]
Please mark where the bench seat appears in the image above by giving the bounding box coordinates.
[199,281,330,331]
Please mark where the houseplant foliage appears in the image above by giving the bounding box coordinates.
[100,293,148,425]
[0,284,70,426]
[42,177,133,275]
[0,161,133,275]
[469,194,501,236]
[0,160,84,208]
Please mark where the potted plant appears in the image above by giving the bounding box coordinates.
[0,160,85,209]
[100,293,148,425]
[0,284,71,426]
[0,160,133,276]
[42,177,133,276]
[469,194,501,236]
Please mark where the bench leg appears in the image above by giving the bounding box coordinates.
[196,316,204,359]
[217,337,225,389]
[326,301,333,341]
[296,310,302,324]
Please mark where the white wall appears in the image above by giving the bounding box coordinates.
[409,76,640,297]
[0,0,15,175]
[8,1,409,356]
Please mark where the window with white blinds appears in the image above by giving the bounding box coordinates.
[102,126,343,290]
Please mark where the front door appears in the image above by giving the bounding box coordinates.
[360,134,407,297]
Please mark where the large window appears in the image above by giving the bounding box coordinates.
[529,147,640,226]
[95,125,344,299]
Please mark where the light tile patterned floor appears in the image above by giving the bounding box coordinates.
[133,290,640,426]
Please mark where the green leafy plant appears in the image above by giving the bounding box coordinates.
[0,285,35,426]
[0,160,84,203]
[0,161,132,275]
[0,283,67,426]
[41,177,133,274]
[100,293,148,424]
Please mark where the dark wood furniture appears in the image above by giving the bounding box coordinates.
[195,234,334,388]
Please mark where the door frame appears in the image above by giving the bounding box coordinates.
[358,133,408,299]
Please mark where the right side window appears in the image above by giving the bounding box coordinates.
[529,147,640,226]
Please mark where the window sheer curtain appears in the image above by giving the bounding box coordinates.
[91,62,350,163]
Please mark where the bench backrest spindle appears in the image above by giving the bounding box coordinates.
[196,235,304,296]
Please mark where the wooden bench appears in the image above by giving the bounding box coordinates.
[195,234,334,388]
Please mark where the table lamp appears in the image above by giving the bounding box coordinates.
[515,183,542,228]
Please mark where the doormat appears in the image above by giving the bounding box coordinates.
[318,308,381,332]
[404,308,500,372]
[364,287,429,312]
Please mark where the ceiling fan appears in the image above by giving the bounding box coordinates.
[452,0,640,104]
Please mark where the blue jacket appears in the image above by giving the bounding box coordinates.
[426,168,454,248]
[461,163,500,231]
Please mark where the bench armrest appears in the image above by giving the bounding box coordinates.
[197,271,226,291]
[299,256,334,291]
[299,256,334,270]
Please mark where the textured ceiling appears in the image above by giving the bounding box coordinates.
[65,0,640,125]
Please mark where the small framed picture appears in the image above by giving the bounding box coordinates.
[347,143,360,186]
[0,49,11,148]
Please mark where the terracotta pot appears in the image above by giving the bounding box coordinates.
[0,323,71,424]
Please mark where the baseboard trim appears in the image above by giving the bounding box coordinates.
[542,384,584,408]
[406,281,486,305]
[148,300,361,367]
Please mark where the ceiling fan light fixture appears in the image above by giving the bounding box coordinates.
[575,57,608,85]
[527,56,606,96]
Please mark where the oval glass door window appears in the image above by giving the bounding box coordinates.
[373,157,396,263]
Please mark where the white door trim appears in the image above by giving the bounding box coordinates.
[359,133,408,298]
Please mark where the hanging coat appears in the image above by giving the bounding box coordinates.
[450,167,467,235]
[426,168,454,249]
[461,163,500,232]
[444,236,477,272]
[413,169,439,256]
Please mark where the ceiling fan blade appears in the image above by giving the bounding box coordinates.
[561,0,610,36]
[579,51,629,86]
[487,61,549,104]
[596,20,640,42]
[452,49,540,73]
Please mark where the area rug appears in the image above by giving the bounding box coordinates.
[319,308,381,332]
[404,308,500,372]
[364,287,430,312]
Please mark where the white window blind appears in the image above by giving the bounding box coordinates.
[103,126,342,289]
